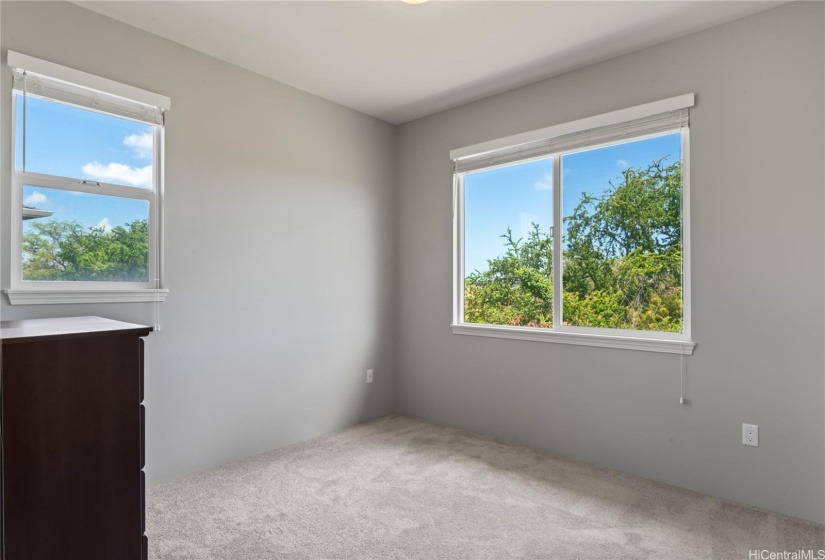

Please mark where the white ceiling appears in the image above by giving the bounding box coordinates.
[75,1,784,124]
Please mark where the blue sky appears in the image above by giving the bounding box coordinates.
[464,133,681,275]
[16,95,153,233]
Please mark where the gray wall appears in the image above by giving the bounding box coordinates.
[396,2,825,523]
[0,1,398,484]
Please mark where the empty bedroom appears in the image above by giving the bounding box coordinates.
[0,1,823,559]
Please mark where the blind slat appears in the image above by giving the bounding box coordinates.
[455,108,688,173]
[13,70,164,126]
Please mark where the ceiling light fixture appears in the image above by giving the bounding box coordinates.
[401,0,428,4]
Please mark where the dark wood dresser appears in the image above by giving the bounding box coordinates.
[0,316,152,560]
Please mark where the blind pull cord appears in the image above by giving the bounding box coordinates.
[679,353,685,404]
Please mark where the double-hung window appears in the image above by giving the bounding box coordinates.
[452,95,695,354]
[7,52,170,305]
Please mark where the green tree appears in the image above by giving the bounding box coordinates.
[464,224,554,327]
[465,158,683,332]
[23,219,149,282]
[565,159,681,261]
[563,159,682,331]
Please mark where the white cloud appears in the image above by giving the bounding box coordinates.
[97,217,112,233]
[23,191,48,205]
[82,162,153,188]
[124,132,153,160]
[534,174,553,191]
[617,159,629,169]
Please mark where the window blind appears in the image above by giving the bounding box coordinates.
[13,69,164,126]
[454,105,690,174]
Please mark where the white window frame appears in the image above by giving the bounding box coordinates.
[6,52,169,305]
[451,95,695,355]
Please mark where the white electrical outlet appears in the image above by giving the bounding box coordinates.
[742,423,759,447]
[366,369,374,384]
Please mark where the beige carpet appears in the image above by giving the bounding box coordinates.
[147,415,824,559]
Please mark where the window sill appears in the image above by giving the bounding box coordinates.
[451,323,695,355]
[6,289,169,305]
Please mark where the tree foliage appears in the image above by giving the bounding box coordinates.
[23,219,149,282]
[464,158,683,333]
[465,225,554,328]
